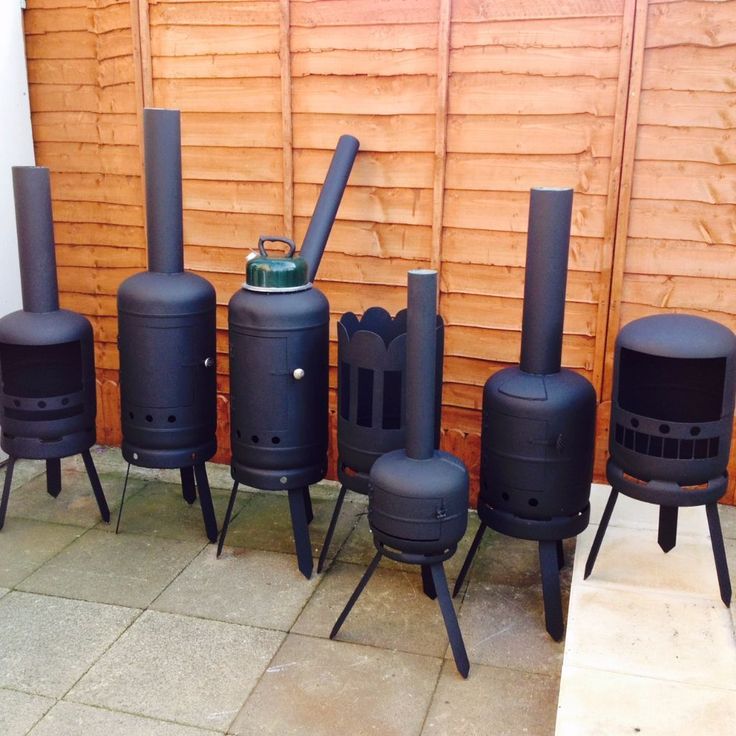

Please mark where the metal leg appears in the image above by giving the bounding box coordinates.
[304,487,314,525]
[584,489,619,579]
[288,486,313,579]
[180,466,196,505]
[0,457,16,530]
[46,458,62,498]
[217,480,239,557]
[539,540,564,642]
[705,503,732,607]
[421,564,437,600]
[556,539,565,570]
[330,550,382,640]
[82,450,110,523]
[658,505,678,553]
[430,563,470,678]
[193,463,218,543]
[452,522,487,598]
[114,463,131,534]
[317,484,347,574]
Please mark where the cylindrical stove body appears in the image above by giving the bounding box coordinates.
[229,286,329,489]
[0,166,96,460]
[117,108,217,469]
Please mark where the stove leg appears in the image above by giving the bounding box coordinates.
[658,506,678,553]
[46,459,62,498]
[421,564,437,600]
[217,481,239,557]
[431,563,470,678]
[317,484,347,574]
[0,457,16,530]
[330,550,382,640]
[705,503,732,607]
[180,467,196,505]
[556,539,565,570]
[193,463,218,543]
[304,487,314,525]
[584,489,619,579]
[452,522,487,598]
[288,487,313,579]
[114,463,131,534]
[82,450,110,523]
[539,540,564,642]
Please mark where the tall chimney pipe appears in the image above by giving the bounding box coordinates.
[12,166,60,314]
[144,108,184,274]
[300,134,360,282]
[519,187,573,375]
[406,269,438,461]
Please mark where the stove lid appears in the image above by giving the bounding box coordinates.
[245,236,309,291]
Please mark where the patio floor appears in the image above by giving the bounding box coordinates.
[0,446,565,736]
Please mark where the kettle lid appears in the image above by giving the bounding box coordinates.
[245,236,310,292]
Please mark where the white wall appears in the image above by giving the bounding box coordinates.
[1,1,35,461]
[1,1,35,318]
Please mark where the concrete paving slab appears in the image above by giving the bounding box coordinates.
[0,591,138,698]
[105,480,248,544]
[28,701,221,736]
[222,491,364,561]
[0,688,54,736]
[68,610,284,732]
[8,467,145,529]
[421,660,558,736]
[18,529,204,608]
[152,546,318,630]
[0,519,83,588]
[230,633,441,736]
[457,580,567,676]
[719,503,736,540]
[0,458,46,490]
[293,561,452,658]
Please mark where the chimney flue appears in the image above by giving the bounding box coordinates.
[12,166,60,314]
[519,187,573,375]
[144,107,184,274]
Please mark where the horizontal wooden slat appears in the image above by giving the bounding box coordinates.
[624,238,736,280]
[645,0,736,49]
[49,171,143,205]
[290,23,437,51]
[154,78,281,113]
[628,198,736,244]
[55,222,145,248]
[183,180,283,215]
[452,0,622,22]
[292,49,438,77]
[34,142,140,175]
[151,25,279,56]
[183,209,285,248]
[153,54,280,79]
[149,1,279,26]
[181,112,283,147]
[621,273,736,314]
[643,45,736,93]
[635,124,736,165]
[631,160,736,204]
[291,0,441,26]
[53,200,143,227]
[182,146,283,182]
[25,30,95,59]
[27,59,97,85]
[638,89,736,129]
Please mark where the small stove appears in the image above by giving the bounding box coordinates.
[330,269,471,678]
[0,167,109,528]
[585,314,735,606]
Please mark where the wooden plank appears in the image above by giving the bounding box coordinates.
[444,356,507,387]
[645,0,736,48]
[442,190,607,238]
[97,28,138,61]
[441,262,600,304]
[149,1,279,26]
[55,222,145,247]
[431,0,451,271]
[621,273,736,314]
[293,49,438,77]
[291,23,437,51]
[643,45,736,93]
[624,238,736,280]
[292,76,436,115]
[183,180,283,215]
[132,0,153,106]
[638,89,736,129]
[280,0,293,238]
[182,146,282,182]
[27,59,97,85]
[449,73,618,116]
[447,114,614,156]
[183,209,285,247]
[58,266,140,296]
[181,112,283,147]
[441,227,602,271]
[636,124,736,165]
[53,200,143,227]
[291,0,441,26]
[33,142,141,175]
[99,83,139,114]
[317,254,427,287]
[293,113,436,152]
[99,55,137,87]
[445,152,611,195]
[24,30,96,59]
[153,54,280,79]
[154,78,281,113]
[29,84,98,113]
[94,1,133,34]
[56,244,145,268]
[294,183,433,226]
[631,160,736,204]
[49,171,143,204]
[452,0,623,22]
[151,25,279,56]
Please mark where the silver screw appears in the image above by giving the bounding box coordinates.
[292,368,305,380]
[132,453,139,461]
[204,357,214,368]
[280,476,287,485]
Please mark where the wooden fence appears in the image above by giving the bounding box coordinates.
[22,0,736,503]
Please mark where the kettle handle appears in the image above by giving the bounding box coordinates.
[258,235,296,259]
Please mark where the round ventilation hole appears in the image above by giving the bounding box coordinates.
[251,435,259,443]
[631,418,639,428]
[501,492,510,501]
[659,424,670,434]
[528,498,539,507]
[272,436,281,445]
[236,430,241,439]
[690,426,701,436]
[129,411,134,419]
[13,399,20,407]
[145,414,153,423]
[38,400,46,408]
[62,398,69,406]
[167,415,176,423]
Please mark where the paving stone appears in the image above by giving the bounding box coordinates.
[719,504,736,540]
[0,587,8,599]
[230,633,441,736]
[336,509,481,579]
[421,660,558,736]
[27,701,220,736]
[0,458,46,490]
[68,610,284,731]
[8,467,145,529]
[152,546,318,630]
[293,561,452,657]
[0,591,138,697]
[0,519,83,588]
[106,480,249,543]
[222,490,364,561]
[18,529,204,608]
[0,688,55,736]
[456,580,567,676]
